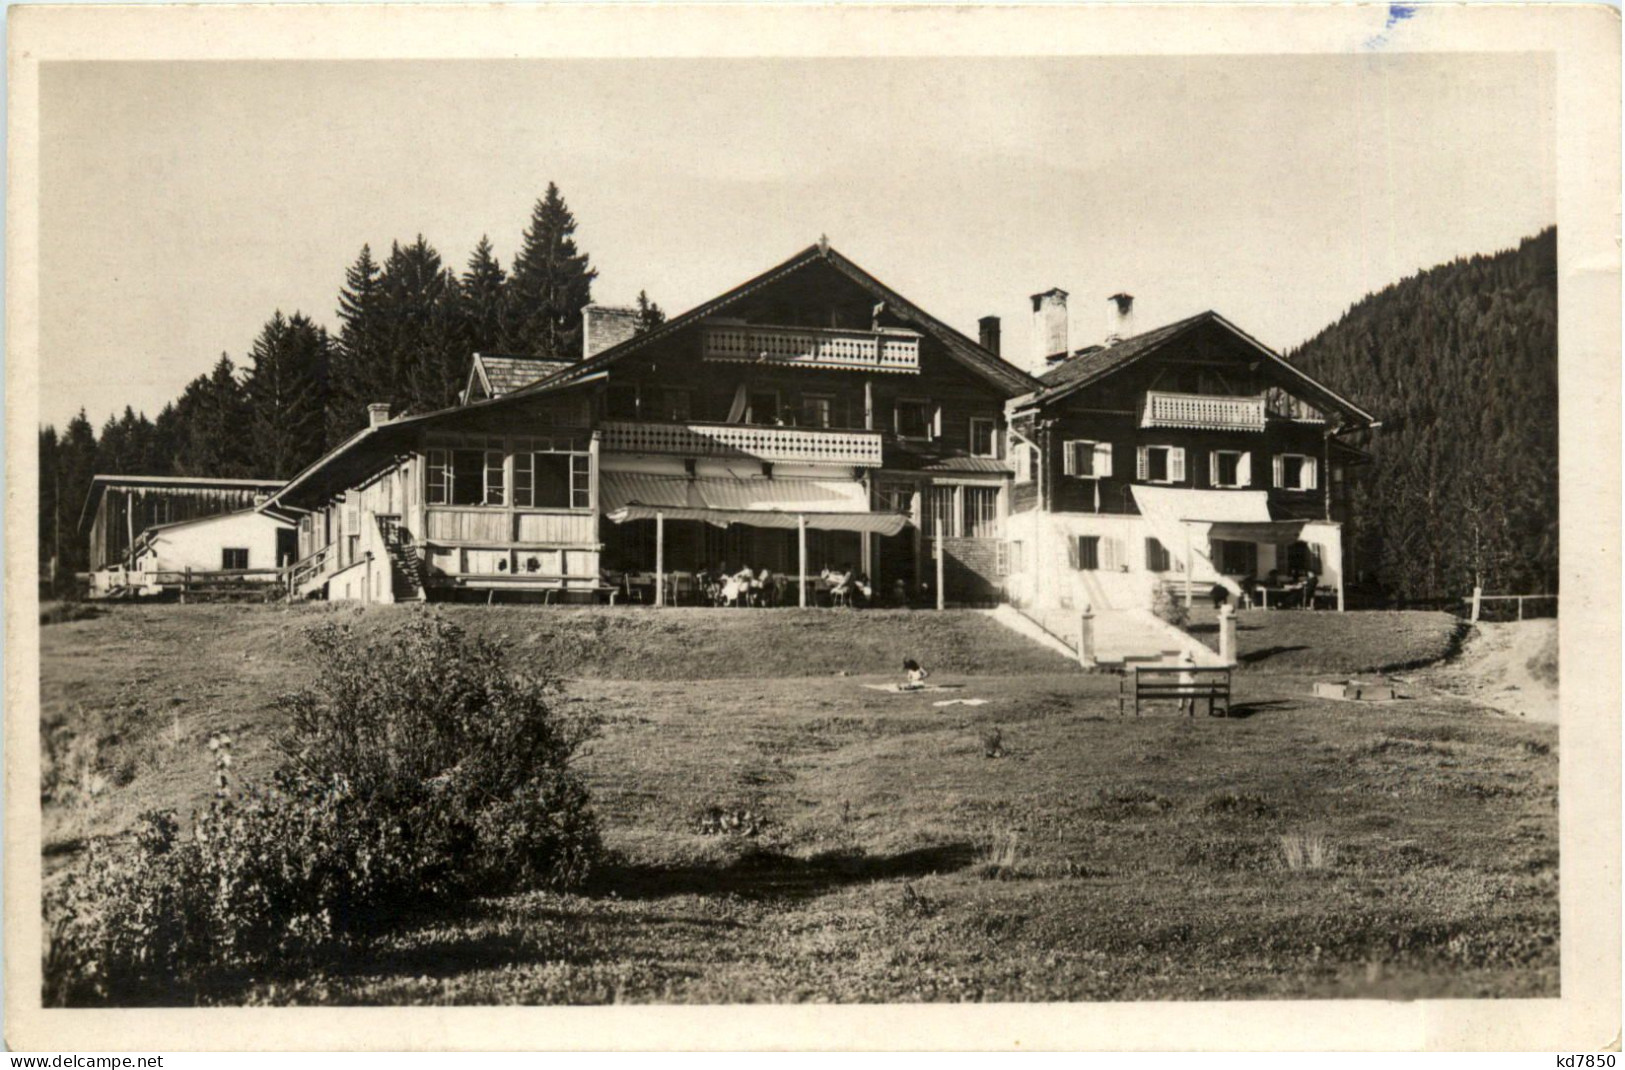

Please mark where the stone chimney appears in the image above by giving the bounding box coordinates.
[367,402,391,428]
[1106,293,1135,345]
[583,305,641,359]
[978,315,1002,357]
[1030,288,1069,374]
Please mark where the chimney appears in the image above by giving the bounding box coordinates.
[1106,293,1135,345]
[367,402,391,428]
[583,305,641,359]
[978,315,1002,357]
[1030,288,1070,374]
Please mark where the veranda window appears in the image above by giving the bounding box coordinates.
[802,394,835,428]
[925,485,958,537]
[513,438,592,510]
[1215,539,1258,576]
[962,486,1000,538]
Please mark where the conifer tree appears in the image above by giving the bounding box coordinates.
[506,183,597,359]
[174,354,253,477]
[244,311,332,479]
[379,236,465,415]
[459,235,510,356]
[329,244,392,440]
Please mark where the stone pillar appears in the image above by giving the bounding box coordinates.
[1219,603,1237,666]
[1077,604,1096,668]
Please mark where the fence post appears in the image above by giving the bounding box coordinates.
[1077,605,1096,669]
[1517,596,1524,622]
[1470,586,1482,623]
[181,566,190,604]
[1219,603,1237,666]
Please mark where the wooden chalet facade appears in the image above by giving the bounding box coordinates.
[268,242,1035,604]
[1004,296,1376,616]
[264,245,1375,617]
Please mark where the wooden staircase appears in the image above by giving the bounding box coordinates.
[1006,605,1225,671]
[377,515,428,603]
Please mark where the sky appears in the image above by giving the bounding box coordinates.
[39,53,1555,429]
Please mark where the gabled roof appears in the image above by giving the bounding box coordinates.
[79,473,284,533]
[516,241,1041,399]
[1015,310,1376,428]
[463,352,576,402]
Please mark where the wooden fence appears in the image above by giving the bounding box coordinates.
[1464,587,1559,623]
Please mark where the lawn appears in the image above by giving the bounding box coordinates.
[1185,607,1466,674]
[41,603,1557,1003]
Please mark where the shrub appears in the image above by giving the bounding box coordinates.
[45,612,602,1005]
[1151,584,1190,630]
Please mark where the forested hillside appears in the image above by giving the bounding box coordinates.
[1290,228,1557,601]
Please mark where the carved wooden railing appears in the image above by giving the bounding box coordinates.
[1140,391,1267,432]
[600,419,884,466]
[287,545,332,597]
[702,323,920,373]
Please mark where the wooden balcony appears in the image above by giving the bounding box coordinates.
[1140,391,1267,432]
[701,323,920,373]
[600,419,884,466]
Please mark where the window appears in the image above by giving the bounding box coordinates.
[1145,537,1171,573]
[1010,540,1026,573]
[925,485,958,537]
[1136,445,1185,484]
[445,449,485,505]
[1215,539,1259,576]
[995,541,1010,577]
[969,418,998,458]
[606,383,640,419]
[1063,440,1113,479]
[427,449,451,505]
[962,486,1000,538]
[1074,535,1101,571]
[1013,444,1034,484]
[484,451,506,506]
[895,398,935,440]
[748,390,781,425]
[222,547,249,570]
[1286,541,1323,575]
[876,482,914,514]
[802,394,835,428]
[1274,453,1317,491]
[1210,450,1249,489]
[514,447,592,510]
[658,389,691,422]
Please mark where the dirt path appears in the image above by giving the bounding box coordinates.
[1419,619,1558,723]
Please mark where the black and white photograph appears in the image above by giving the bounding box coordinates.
[6,2,1619,1052]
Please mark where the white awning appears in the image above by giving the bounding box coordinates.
[1132,486,1309,594]
[600,472,908,536]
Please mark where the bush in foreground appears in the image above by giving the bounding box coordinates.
[46,612,602,1005]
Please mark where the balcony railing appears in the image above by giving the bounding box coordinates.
[600,419,884,466]
[1141,391,1267,432]
[702,323,920,373]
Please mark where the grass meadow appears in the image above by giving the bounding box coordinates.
[41,603,1557,1003]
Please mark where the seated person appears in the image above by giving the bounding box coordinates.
[901,658,930,690]
[850,571,874,606]
[1302,570,1319,609]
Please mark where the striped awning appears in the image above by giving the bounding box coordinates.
[600,472,908,535]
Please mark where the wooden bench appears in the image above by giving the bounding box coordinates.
[1119,665,1233,717]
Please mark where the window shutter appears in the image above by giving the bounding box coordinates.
[1208,451,1219,487]
[1239,451,1252,487]
[1067,537,1080,570]
[1273,454,1285,489]
[1305,457,1318,490]
[1170,448,1186,483]
[1105,536,1124,571]
[1136,445,1149,481]
[1095,442,1113,478]
[1062,442,1077,477]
